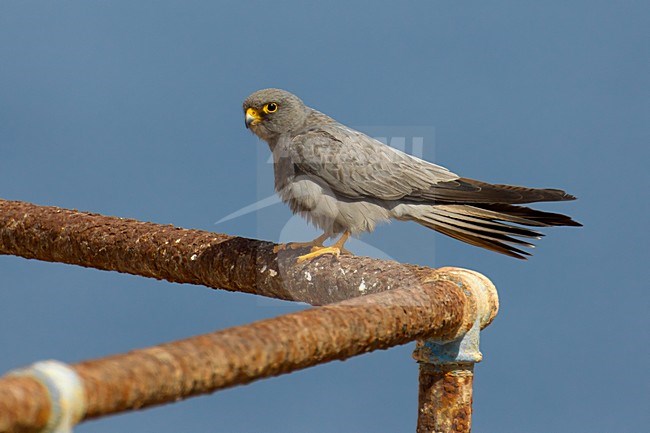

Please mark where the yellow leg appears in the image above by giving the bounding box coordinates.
[273,233,330,253]
[297,231,351,263]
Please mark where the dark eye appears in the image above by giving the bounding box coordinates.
[263,102,278,113]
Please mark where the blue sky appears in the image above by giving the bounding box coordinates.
[1,1,648,432]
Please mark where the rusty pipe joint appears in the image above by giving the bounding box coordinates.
[412,268,499,433]
[413,267,499,364]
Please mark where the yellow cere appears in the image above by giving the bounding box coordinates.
[246,107,262,120]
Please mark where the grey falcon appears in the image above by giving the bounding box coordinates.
[243,88,581,261]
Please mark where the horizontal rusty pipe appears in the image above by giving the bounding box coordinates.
[2,199,457,305]
[0,272,484,433]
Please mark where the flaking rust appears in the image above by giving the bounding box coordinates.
[0,199,499,433]
[417,363,474,433]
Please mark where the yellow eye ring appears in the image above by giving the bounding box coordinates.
[263,102,278,114]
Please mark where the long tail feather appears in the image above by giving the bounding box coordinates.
[401,203,581,259]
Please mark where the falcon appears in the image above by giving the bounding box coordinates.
[243,88,581,261]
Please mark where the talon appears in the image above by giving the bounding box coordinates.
[297,246,341,263]
[295,231,352,263]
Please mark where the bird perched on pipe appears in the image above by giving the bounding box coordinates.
[243,88,581,261]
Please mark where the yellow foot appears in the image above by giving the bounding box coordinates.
[296,246,342,263]
[295,231,353,263]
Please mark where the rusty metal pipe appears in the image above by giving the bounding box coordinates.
[2,199,464,305]
[0,274,477,433]
[416,363,474,433]
[413,268,498,433]
[0,199,500,433]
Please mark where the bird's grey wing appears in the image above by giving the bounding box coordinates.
[284,125,576,205]
[283,125,460,201]
[277,123,580,259]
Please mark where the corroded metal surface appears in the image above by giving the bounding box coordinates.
[417,363,474,433]
[1,199,451,305]
[413,267,499,364]
[1,278,469,431]
[0,199,499,433]
[0,376,50,433]
[413,268,498,433]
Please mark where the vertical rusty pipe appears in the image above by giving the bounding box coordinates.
[416,363,474,433]
[413,268,499,433]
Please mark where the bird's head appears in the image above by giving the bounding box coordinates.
[243,88,309,141]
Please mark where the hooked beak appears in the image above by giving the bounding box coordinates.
[245,107,262,128]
